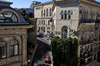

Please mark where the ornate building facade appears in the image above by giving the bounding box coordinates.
[34,0,100,65]
[0,1,32,66]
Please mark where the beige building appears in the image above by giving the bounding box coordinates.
[34,0,100,65]
[0,1,32,66]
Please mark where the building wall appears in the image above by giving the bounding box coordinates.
[54,5,79,37]
[0,28,28,66]
[35,3,53,35]
[79,1,100,21]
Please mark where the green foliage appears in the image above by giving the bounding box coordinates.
[17,9,34,25]
[17,9,34,33]
[51,36,79,66]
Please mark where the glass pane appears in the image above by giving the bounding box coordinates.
[0,14,5,19]
[3,11,13,18]
[11,14,18,22]
[14,45,18,55]
[10,46,14,56]
[5,18,12,22]
[2,47,6,58]
[0,20,4,22]
[68,10,71,15]
[11,40,18,45]
[0,42,5,47]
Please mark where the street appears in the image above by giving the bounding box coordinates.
[30,36,53,66]
[88,61,100,66]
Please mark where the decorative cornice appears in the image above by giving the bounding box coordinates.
[55,0,80,5]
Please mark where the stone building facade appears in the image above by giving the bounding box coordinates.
[0,1,32,66]
[34,0,100,65]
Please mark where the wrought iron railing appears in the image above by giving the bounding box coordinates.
[80,19,100,23]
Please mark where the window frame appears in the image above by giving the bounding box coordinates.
[10,39,19,57]
[46,9,48,16]
[50,8,52,16]
[64,10,67,19]
[61,11,63,19]
[0,40,7,59]
[0,11,18,23]
[68,10,71,20]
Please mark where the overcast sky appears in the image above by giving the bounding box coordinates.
[6,0,100,8]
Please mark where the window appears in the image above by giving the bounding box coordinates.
[41,10,43,17]
[62,26,68,38]
[48,20,50,25]
[44,20,45,25]
[43,27,45,32]
[90,12,94,19]
[64,10,67,19]
[44,10,45,16]
[61,11,63,19]
[68,10,71,20]
[0,41,6,59]
[10,39,19,56]
[39,27,40,30]
[46,9,48,16]
[0,11,18,23]
[50,8,52,16]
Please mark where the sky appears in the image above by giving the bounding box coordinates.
[6,0,100,8]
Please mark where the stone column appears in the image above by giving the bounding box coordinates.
[22,35,27,65]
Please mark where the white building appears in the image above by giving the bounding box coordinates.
[34,0,100,65]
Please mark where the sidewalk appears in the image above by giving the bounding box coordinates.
[87,61,100,66]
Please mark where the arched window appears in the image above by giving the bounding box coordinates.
[65,10,67,19]
[0,11,18,23]
[62,26,68,38]
[10,39,19,56]
[0,40,6,59]
[46,9,48,16]
[61,11,63,19]
[50,8,52,16]
[68,10,71,20]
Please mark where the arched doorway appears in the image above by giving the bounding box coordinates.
[61,26,68,38]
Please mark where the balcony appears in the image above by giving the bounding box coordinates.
[80,40,93,45]
[80,19,100,23]
[80,52,93,59]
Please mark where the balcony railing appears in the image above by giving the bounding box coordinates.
[80,40,93,45]
[80,52,93,59]
[80,19,100,23]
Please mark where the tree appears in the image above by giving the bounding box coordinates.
[51,36,79,66]
[17,9,34,33]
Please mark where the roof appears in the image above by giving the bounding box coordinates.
[87,0,100,4]
[0,0,13,4]
[34,1,52,7]
[81,0,100,6]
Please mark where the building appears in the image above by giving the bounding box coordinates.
[30,1,41,9]
[34,0,100,65]
[30,1,41,14]
[15,8,34,14]
[34,1,53,36]
[22,8,34,14]
[0,0,32,66]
